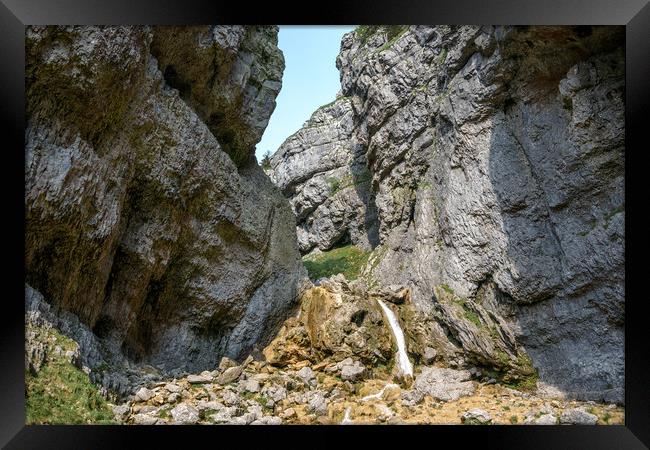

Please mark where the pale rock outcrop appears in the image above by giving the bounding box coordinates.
[414,367,476,402]
[461,408,492,424]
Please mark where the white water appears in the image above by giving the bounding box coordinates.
[360,383,399,402]
[341,407,353,424]
[376,299,413,378]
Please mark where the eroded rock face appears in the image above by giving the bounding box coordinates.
[25,26,307,388]
[269,26,624,403]
[264,275,394,368]
[263,275,532,387]
[269,98,379,253]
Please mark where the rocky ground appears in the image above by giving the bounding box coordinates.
[113,352,624,425]
[108,275,624,425]
[27,270,625,426]
[24,25,626,425]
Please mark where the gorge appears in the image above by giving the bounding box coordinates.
[25,25,625,425]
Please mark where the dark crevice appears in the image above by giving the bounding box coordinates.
[162,65,191,100]
[351,310,367,327]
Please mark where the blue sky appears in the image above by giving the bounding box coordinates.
[255,26,356,161]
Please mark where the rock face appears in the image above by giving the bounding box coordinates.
[270,98,378,253]
[25,25,307,390]
[264,274,533,387]
[269,26,624,403]
[263,275,394,369]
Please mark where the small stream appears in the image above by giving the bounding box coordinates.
[360,383,399,402]
[376,299,413,379]
[341,406,353,424]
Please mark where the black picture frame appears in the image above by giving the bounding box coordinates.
[2,0,648,448]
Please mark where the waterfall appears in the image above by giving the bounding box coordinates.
[341,407,353,424]
[377,299,413,379]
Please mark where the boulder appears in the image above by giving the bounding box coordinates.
[112,404,130,421]
[170,403,200,424]
[413,367,475,402]
[461,409,492,425]
[216,366,243,385]
[134,387,154,402]
[132,413,158,425]
[340,360,367,382]
[560,408,598,425]
[187,373,213,384]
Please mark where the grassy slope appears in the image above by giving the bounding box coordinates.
[302,244,371,281]
[25,327,116,424]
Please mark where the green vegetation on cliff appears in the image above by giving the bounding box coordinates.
[355,26,407,47]
[303,245,371,281]
[26,328,115,424]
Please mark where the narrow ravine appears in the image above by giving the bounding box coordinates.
[24,24,625,426]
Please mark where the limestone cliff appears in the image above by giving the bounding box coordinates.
[269,26,624,403]
[25,25,307,393]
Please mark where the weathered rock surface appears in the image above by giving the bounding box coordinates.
[264,275,394,368]
[532,413,558,425]
[461,408,492,425]
[25,25,307,393]
[269,25,624,403]
[270,98,378,253]
[170,403,200,424]
[560,408,599,425]
[413,367,475,402]
[264,275,531,386]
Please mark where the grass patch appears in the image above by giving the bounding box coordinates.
[463,308,482,328]
[26,329,116,424]
[495,350,511,367]
[201,408,219,421]
[157,407,171,419]
[327,169,373,196]
[327,177,342,195]
[505,368,540,392]
[255,395,273,411]
[355,26,380,45]
[303,245,371,281]
[451,296,482,328]
[509,415,518,424]
[355,25,407,48]
[377,26,408,52]
[436,48,448,64]
[440,284,454,295]
[242,391,256,400]
[362,244,388,289]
